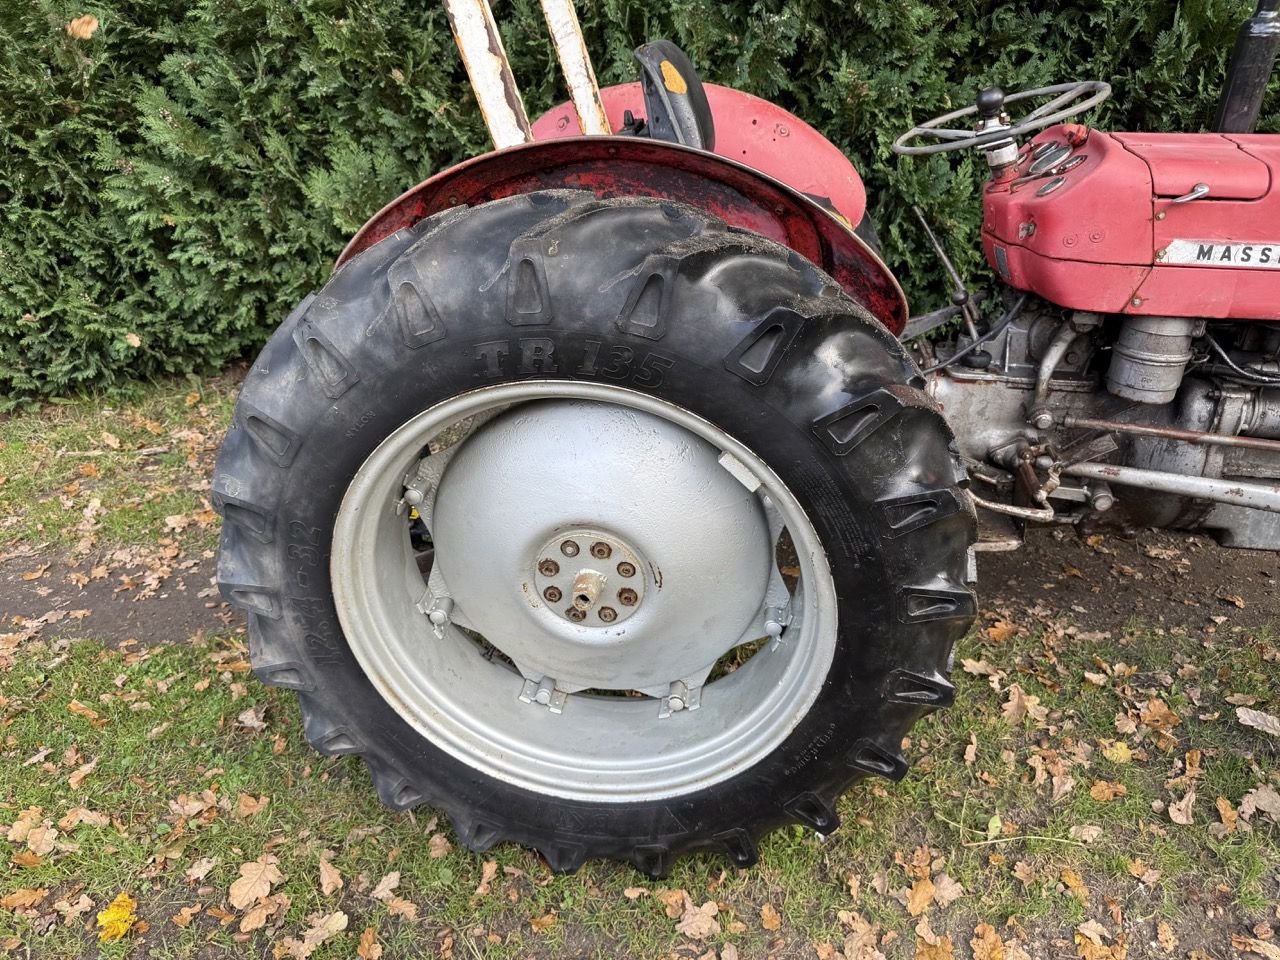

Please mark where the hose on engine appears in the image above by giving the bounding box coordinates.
[1202,334,1280,385]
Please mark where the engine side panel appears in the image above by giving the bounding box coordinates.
[984,126,1280,321]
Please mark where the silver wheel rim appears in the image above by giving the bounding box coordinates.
[331,382,838,802]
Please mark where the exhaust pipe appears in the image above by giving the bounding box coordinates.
[1213,0,1280,133]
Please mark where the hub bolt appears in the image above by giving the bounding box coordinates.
[616,561,636,578]
[598,606,618,623]
[590,541,612,559]
[560,540,580,557]
[565,607,586,622]
[543,585,562,603]
[618,588,638,606]
[538,559,560,576]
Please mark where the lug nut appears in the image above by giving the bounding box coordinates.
[560,540,580,557]
[565,607,586,622]
[618,588,638,606]
[598,606,617,623]
[616,561,635,578]
[590,542,612,559]
[538,559,559,577]
[543,586,562,603]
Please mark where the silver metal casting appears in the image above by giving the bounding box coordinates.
[330,382,838,802]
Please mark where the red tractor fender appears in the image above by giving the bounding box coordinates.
[338,137,907,334]
[532,82,869,231]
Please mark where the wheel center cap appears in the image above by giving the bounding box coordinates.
[533,530,647,626]
[429,399,772,692]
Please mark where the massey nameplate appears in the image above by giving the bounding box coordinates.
[1164,240,1280,267]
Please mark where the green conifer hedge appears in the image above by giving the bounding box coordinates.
[1,1,1273,402]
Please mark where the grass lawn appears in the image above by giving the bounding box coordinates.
[1,378,1277,959]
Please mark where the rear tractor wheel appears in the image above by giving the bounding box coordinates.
[213,191,975,874]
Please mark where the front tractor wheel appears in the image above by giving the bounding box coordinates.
[213,191,975,874]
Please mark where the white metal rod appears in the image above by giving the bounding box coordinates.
[539,0,612,135]
[1061,461,1280,514]
[443,0,533,149]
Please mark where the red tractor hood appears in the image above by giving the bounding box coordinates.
[983,126,1280,321]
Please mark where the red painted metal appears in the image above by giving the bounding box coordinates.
[338,137,907,332]
[983,125,1280,321]
[530,82,868,229]
[1112,132,1269,199]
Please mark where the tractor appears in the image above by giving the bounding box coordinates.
[213,0,1280,874]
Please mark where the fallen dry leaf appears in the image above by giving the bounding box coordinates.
[228,854,283,910]
[1002,684,1048,726]
[21,563,50,581]
[1139,699,1181,732]
[1155,920,1178,953]
[1090,780,1127,802]
[474,859,498,898]
[760,902,782,931]
[971,922,1004,960]
[386,896,417,919]
[915,916,955,960]
[656,888,687,919]
[1168,787,1196,825]
[239,894,285,934]
[185,856,218,883]
[68,759,98,789]
[623,887,647,899]
[171,904,202,928]
[357,926,383,960]
[1061,868,1090,903]
[1069,824,1103,843]
[53,893,93,924]
[1101,740,1132,764]
[932,873,964,908]
[1235,936,1280,960]
[58,807,108,831]
[370,871,399,902]
[96,892,137,942]
[428,833,452,858]
[676,899,720,940]
[319,858,343,896]
[530,911,556,932]
[236,793,270,818]
[907,875,935,916]
[1237,707,1280,738]
[276,910,347,959]
[1,888,49,911]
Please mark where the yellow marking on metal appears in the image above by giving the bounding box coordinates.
[660,59,688,95]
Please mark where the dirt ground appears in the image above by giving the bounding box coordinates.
[980,524,1278,631]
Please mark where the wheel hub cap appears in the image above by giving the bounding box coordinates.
[429,400,771,693]
[532,529,647,627]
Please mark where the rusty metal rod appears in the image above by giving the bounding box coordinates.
[539,0,611,136]
[443,0,533,149]
[1060,461,1280,514]
[1061,414,1280,453]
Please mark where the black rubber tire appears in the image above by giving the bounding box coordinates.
[213,191,976,876]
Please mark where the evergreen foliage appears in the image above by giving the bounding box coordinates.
[2,0,1274,402]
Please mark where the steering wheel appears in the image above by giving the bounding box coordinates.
[892,81,1112,156]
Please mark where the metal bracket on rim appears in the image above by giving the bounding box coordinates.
[658,679,703,719]
[519,676,569,714]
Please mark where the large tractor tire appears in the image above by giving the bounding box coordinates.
[213,191,975,875]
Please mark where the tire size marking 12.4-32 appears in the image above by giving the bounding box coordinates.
[473,338,675,388]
